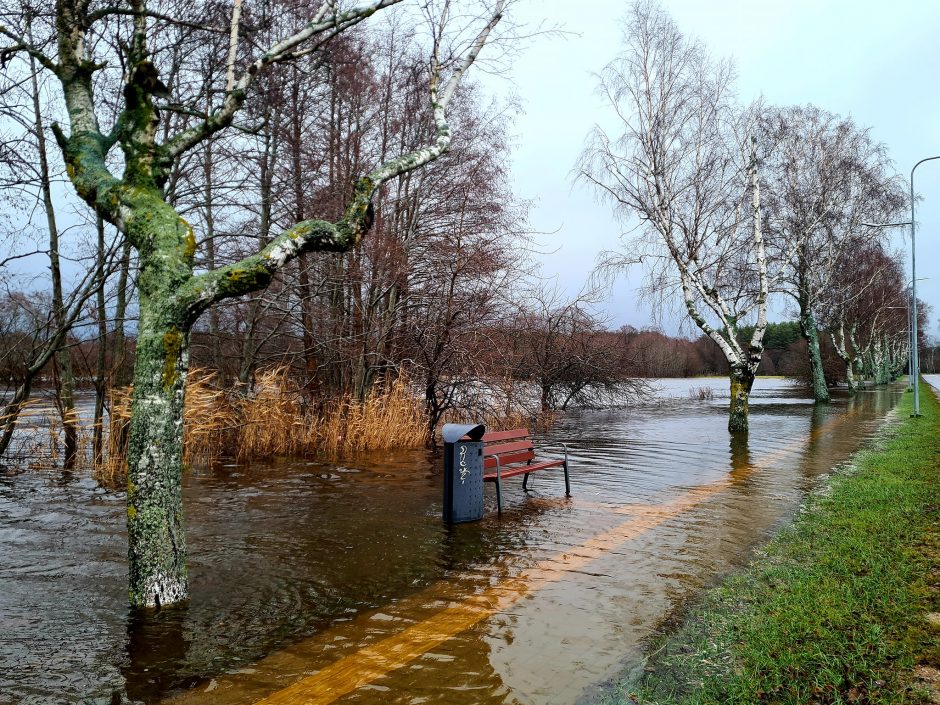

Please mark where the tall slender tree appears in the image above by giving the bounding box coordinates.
[580,0,768,432]
[759,105,903,402]
[1,0,507,607]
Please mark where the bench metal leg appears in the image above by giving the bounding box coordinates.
[522,472,531,490]
[563,461,571,496]
[495,476,502,513]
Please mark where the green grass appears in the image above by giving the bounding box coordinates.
[607,386,940,705]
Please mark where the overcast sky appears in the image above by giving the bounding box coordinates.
[488,0,940,339]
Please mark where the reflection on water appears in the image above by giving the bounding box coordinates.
[0,378,902,704]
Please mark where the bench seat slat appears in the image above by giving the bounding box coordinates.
[483,458,565,481]
[483,451,535,469]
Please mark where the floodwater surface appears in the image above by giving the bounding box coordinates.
[0,379,903,705]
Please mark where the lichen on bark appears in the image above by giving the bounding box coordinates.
[728,368,755,434]
[162,327,183,391]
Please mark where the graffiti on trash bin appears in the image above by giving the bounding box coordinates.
[458,445,470,484]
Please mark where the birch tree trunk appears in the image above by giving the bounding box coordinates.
[728,366,756,433]
[830,321,857,394]
[799,308,830,403]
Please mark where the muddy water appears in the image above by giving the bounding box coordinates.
[0,379,902,705]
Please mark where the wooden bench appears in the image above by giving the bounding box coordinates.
[482,428,570,512]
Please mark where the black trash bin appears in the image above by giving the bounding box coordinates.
[442,423,486,524]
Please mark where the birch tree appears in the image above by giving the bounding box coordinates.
[825,243,907,393]
[760,105,904,402]
[1,0,507,608]
[830,245,911,387]
[580,0,768,432]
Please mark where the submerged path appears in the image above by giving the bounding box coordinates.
[158,382,896,705]
[0,380,903,704]
[625,382,940,703]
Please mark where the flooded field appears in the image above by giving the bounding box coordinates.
[0,378,902,705]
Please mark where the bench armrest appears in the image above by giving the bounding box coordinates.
[537,442,569,464]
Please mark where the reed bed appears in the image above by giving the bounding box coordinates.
[19,367,549,480]
[184,371,240,464]
[233,366,307,460]
[689,385,715,400]
[98,366,429,479]
[315,376,428,455]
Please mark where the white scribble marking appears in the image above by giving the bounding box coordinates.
[458,445,470,484]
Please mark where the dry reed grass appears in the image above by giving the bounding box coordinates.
[184,372,240,464]
[19,367,544,479]
[95,386,131,485]
[233,366,306,460]
[97,366,429,480]
[689,385,715,400]
[315,377,428,455]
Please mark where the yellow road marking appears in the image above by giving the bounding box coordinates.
[252,402,863,704]
[254,504,689,705]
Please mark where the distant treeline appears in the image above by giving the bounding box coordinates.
[620,320,923,383]
[0,318,831,391]
[620,322,801,378]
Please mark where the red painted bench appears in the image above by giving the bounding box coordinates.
[482,428,570,512]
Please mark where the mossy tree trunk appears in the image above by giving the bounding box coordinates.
[37,0,504,608]
[844,360,857,393]
[126,288,190,607]
[728,367,756,434]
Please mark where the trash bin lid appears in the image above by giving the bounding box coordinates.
[441,423,486,443]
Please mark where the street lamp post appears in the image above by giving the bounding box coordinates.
[908,156,940,416]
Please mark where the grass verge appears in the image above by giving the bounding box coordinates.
[607,385,940,705]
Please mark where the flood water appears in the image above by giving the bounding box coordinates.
[0,378,903,705]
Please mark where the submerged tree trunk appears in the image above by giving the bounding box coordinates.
[830,321,857,394]
[122,187,196,608]
[728,367,755,434]
[126,299,190,608]
[844,358,857,393]
[799,310,830,403]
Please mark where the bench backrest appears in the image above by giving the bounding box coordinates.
[481,428,533,469]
